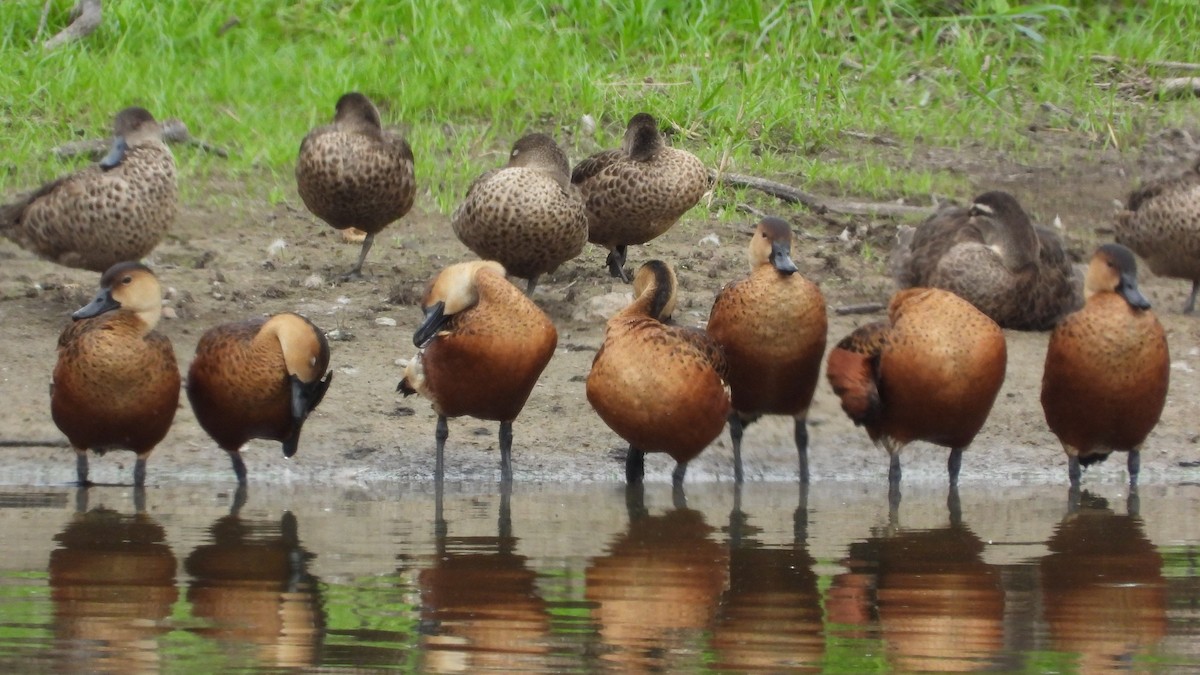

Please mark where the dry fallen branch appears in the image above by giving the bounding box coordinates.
[1157,77,1200,99]
[1091,54,1200,72]
[43,0,102,51]
[0,439,70,448]
[52,118,230,160]
[711,170,934,218]
[834,302,886,316]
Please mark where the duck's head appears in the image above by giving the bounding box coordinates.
[413,260,506,347]
[333,92,383,130]
[507,133,571,184]
[1085,243,1150,309]
[748,216,798,275]
[99,107,161,169]
[73,262,164,329]
[622,112,664,162]
[630,259,678,321]
[969,191,1039,272]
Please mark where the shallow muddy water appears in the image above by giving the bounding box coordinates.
[0,480,1196,672]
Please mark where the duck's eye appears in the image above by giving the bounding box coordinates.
[121,276,133,284]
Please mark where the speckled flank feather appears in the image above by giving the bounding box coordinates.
[51,263,180,485]
[452,134,588,281]
[587,261,731,465]
[571,113,708,250]
[1115,157,1200,311]
[1041,245,1169,464]
[891,191,1080,330]
[296,93,416,235]
[186,313,332,460]
[1,108,177,272]
[403,263,557,421]
[827,288,1006,454]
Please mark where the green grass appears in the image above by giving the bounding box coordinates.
[1,0,1198,213]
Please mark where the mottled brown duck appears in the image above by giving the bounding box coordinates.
[452,133,588,294]
[1041,244,1169,487]
[186,313,333,484]
[1116,156,1200,313]
[571,113,708,281]
[398,260,557,483]
[706,216,827,483]
[2,107,177,272]
[51,262,180,486]
[296,92,416,279]
[891,190,1080,330]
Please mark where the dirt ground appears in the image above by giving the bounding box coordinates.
[1,128,1198,490]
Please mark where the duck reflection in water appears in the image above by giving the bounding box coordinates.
[712,484,824,672]
[49,488,177,672]
[826,489,1005,672]
[184,487,325,668]
[1040,490,1165,671]
[411,480,552,673]
[585,484,730,671]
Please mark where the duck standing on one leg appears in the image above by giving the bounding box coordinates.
[52,262,180,486]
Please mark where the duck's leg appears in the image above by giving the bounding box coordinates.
[671,461,688,488]
[75,449,90,487]
[888,453,902,511]
[435,415,449,483]
[498,421,513,484]
[343,231,376,280]
[625,446,645,484]
[672,478,687,510]
[794,415,810,484]
[229,452,248,485]
[728,412,745,483]
[133,486,147,514]
[947,447,964,488]
[525,276,540,297]
[1068,455,1081,488]
[606,245,631,282]
[947,483,962,527]
[1185,279,1199,314]
[1127,450,1140,487]
[133,454,147,488]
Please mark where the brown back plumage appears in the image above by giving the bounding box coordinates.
[51,263,180,456]
[587,260,730,464]
[891,191,1080,330]
[2,107,177,272]
[707,217,827,416]
[295,92,416,235]
[1115,156,1200,312]
[399,261,557,421]
[571,113,708,250]
[452,134,588,281]
[826,288,1007,453]
[186,313,332,459]
[1041,244,1169,459]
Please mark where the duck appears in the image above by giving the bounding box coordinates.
[890,190,1080,330]
[186,313,333,484]
[1,107,177,272]
[1115,156,1200,313]
[51,262,180,486]
[706,216,827,483]
[397,260,558,482]
[826,287,1006,498]
[1041,243,1169,487]
[571,113,708,282]
[586,260,731,488]
[295,92,416,279]
[452,133,588,295]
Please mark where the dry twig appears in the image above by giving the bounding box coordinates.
[43,0,102,51]
[711,170,934,218]
[52,118,230,160]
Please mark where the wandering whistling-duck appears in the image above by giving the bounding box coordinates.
[51,262,180,486]
[891,190,1079,330]
[587,260,731,487]
[571,113,708,282]
[706,216,827,482]
[2,107,177,272]
[1116,156,1200,314]
[826,287,1006,499]
[452,133,588,295]
[296,92,416,279]
[186,313,332,484]
[397,260,557,482]
[1041,243,1169,487]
